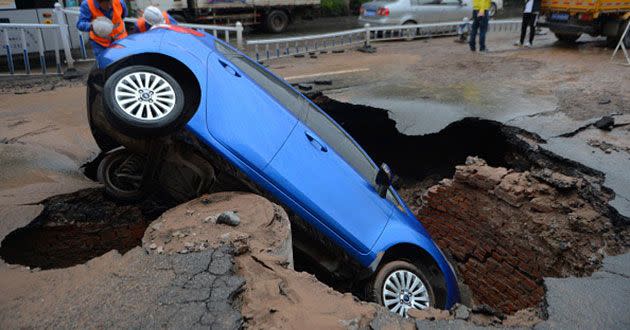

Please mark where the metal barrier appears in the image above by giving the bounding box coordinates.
[1,22,71,75]
[246,19,522,61]
[58,4,243,63]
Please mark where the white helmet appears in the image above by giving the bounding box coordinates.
[143,6,165,26]
[92,16,114,38]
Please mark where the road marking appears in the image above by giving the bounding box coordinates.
[284,68,370,81]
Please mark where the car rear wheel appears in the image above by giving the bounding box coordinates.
[103,65,186,137]
[97,149,146,201]
[403,21,418,41]
[265,10,289,33]
[369,260,435,317]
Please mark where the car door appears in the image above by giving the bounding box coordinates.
[411,0,444,23]
[205,42,304,170]
[439,0,469,21]
[265,98,394,254]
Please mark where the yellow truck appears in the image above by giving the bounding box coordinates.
[539,0,630,47]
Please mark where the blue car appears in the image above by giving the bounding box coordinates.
[87,24,459,316]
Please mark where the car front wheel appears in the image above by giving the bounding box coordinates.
[369,260,435,317]
[103,65,186,137]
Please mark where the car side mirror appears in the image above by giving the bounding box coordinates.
[376,163,393,198]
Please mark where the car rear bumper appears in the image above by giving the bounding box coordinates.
[357,16,400,27]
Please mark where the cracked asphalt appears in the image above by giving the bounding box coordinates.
[0,247,244,329]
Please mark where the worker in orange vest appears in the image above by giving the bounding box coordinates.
[77,0,128,58]
[133,6,178,34]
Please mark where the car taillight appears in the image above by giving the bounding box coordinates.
[579,13,592,21]
[377,7,389,16]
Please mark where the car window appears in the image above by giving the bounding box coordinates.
[303,104,378,187]
[214,41,306,120]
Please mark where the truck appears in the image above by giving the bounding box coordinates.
[539,0,630,47]
[129,0,321,33]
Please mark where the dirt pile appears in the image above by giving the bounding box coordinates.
[414,157,629,314]
[143,192,386,329]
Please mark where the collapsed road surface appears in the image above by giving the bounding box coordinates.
[1,31,629,328]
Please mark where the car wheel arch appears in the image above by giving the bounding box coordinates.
[374,243,449,308]
[104,53,202,121]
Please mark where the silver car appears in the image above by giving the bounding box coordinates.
[358,0,502,27]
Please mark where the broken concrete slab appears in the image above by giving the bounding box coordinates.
[536,253,630,330]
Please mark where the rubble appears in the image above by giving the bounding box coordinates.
[415,157,629,314]
[216,211,241,226]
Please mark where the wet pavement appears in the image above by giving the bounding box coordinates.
[0,28,628,328]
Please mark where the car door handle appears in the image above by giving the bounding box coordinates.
[305,131,327,152]
[218,59,240,77]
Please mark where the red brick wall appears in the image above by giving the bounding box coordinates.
[415,158,618,314]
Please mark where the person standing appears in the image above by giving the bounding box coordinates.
[516,0,541,47]
[469,0,491,52]
[76,0,128,58]
[133,6,178,34]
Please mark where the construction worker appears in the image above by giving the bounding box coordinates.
[133,6,177,34]
[469,0,491,52]
[77,0,128,58]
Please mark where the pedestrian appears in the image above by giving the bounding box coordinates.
[469,0,491,52]
[516,0,541,47]
[133,6,178,34]
[456,17,471,43]
[76,0,128,58]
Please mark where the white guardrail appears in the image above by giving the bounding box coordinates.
[246,19,522,61]
[1,22,68,75]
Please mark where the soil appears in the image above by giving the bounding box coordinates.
[143,192,382,329]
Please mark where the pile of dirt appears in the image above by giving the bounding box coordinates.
[412,157,629,314]
[143,192,384,328]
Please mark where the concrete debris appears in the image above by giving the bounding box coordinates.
[594,116,614,130]
[453,304,471,320]
[216,211,240,226]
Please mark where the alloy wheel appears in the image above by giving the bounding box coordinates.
[382,269,430,317]
[114,72,176,121]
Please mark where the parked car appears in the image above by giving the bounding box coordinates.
[87,24,460,317]
[358,0,502,28]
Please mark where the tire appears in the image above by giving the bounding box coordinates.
[103,65,186,137]
[265,10,289,33]
[489,3,498,18]
[97,149,146,202]
[368,260,435,317]
[403,21,418,41]
[554,32,581,43]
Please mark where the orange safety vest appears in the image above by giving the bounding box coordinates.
[87,0,128,47]
[137,11,171,33]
